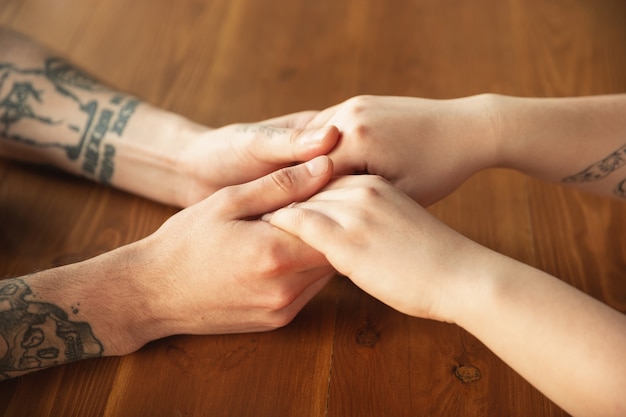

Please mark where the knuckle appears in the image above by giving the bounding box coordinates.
[211,186,241,214]
[289,128,304,145]
[253,246,301,312]
[288,128,304,159]
[340,96,377,145]
[268,167,298,194]
[354,182,384,202]
[263,287,299,312]
[344,95,375,112]
[256,241,293,277]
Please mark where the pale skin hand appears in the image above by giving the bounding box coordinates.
[291,93,626,204]
[0,156,335,380]
[266,174,478,320]
[296,94,500,206]
[266,174,626,417]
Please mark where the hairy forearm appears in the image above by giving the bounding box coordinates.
[0,27,208,206]
[491,94,626,198]
[448,252,626,417]
[0,240,167,380]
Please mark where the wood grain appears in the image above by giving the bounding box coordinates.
[1,0,625,416]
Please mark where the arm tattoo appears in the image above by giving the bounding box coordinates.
[562,144,626,182]
[561,144,626,199]
[614,178,626,198]
[0,57,141,184]
[0,278,103,380]
[235,124,289,138]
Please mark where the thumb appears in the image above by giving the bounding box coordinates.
[224,156,333,219]
[245,125,340,163]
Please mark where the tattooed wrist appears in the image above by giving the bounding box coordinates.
[562,144,626,183]
[0,56,141,185]
[562,144,626,199]
[0,278,103,380]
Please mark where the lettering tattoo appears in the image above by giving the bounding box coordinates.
[562,144,626,199]
[0,279,103,380]
[0,57,141,184]
[235,124,289,138]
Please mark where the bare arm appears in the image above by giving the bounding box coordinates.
[0,27,338,207]
[266,175,626,417]
[495,94,626,198]
[1,156,335,380]
[298,93,626,205]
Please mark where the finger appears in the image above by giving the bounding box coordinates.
[260,111,320,128]
[260,175,384,221]
[224,156,333,218]
[304,175,391,201]
[245,125,340,163]
[268,206,343,255]
[327,148,369,176]
[302,103,343,128]
[274,200,351,223]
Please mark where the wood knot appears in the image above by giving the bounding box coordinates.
[355,326,379,347]
[454,365,481,383]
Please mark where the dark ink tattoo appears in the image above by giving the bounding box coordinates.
[82,109,113,176]
[0,57,142,184]
[99,144,116,184]
[110,98,139,136]
[0,60,98,159]
[235,124,289,138]
[44,58,108,94]
[562,144,626,183]
[614,177,626,198]
[0,279,103,380]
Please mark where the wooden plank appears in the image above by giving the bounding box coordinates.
[1,0,625,416]
[100,289,337,417]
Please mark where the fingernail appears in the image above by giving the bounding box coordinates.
[306,156,329,177]
[301,128,328,148]
[261,212,273,221]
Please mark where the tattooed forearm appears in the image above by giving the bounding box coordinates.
[0,278,103,380]
[110,98,139,136]
[235,124,289,138]
[0,57,141,184]
[562,144,626,183]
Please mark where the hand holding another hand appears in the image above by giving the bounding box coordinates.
[126,156,336,350]
[264,174,488,323]
[176,115,339,207]
[301,95,500,206]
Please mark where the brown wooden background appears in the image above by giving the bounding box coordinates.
[1,0,625,416]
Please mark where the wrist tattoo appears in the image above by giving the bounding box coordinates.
[562,144,626,182]
[0,278,103,380]
[614,177,626,198]
[0,57,141,184]
[562,144,626,198]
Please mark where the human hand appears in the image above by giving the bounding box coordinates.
[264,174,488,323]
[136,156,336,345]
[175,114,338,207]
[301,95,500,206]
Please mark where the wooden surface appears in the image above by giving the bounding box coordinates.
[1,1,625,416]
